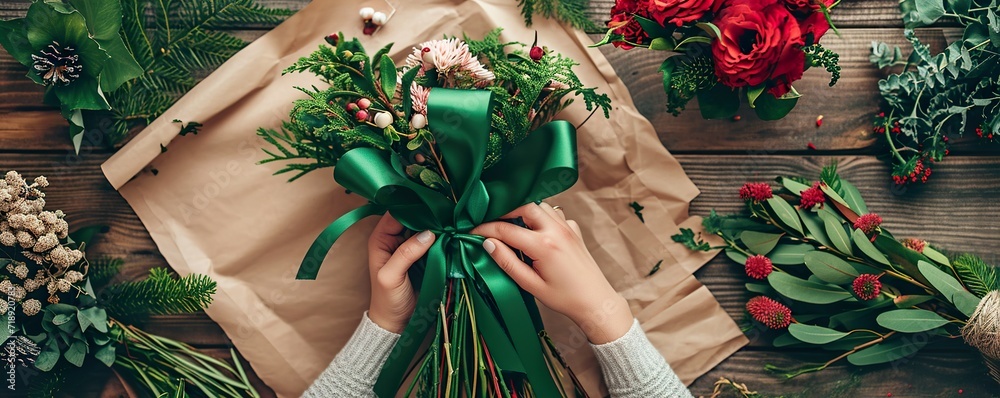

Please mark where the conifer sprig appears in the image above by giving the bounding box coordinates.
[99,267,217,323]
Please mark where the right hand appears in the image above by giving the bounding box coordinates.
[471,203,634,344]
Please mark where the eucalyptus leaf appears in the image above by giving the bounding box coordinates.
[746,282,774,294]
[34,339,61,371]
[923,246,950,266]
[772,332,805,347]
[798,208,832,248]
[0,317,10,344]
[768,272,853,304]
[837,180,868,215]
[741,231,783,255]
[94,343,116,366]
[876,309,949,333]
[778,177,812,196]
[769,244,815,265]
[853,229,890,265]
[917,260,980,317]
[64,340,88,367]
[804,251,859,284]
[766,197,803,235]
[788,323,850,344]
[847,338,923,366]
[726,247,748,264]
[820,210,853,255]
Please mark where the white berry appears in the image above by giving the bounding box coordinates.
[374,112,393,128]
[410,113,427,129]
[359,7,375,19]
[371,12,388,26]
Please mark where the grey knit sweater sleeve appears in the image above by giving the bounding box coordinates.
[302,316,693,398]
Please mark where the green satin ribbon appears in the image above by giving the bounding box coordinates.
[296,88,578,397]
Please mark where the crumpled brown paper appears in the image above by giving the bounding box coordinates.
[101,0,747,396]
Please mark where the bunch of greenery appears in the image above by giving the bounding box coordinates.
[673,164,998,378]
[517,0,599,32]
[259,29,610,187]
[870,0,1000,187]
[0,0,290,152]
[0,171,256,398]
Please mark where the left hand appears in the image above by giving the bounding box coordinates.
[367,215,436,333]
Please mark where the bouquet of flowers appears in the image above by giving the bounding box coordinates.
[593,0,841,120]
[673,164,1000,383]
[869,1,1000,187]
[0,171,258,397]
[259,30,610,397]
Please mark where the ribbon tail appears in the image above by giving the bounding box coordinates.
[296,203,385,280]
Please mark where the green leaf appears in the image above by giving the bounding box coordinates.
[918,260,980,317]
[696,22,721,38]
[900,0,947,28]
[746,282,774,294]
[35,339,61,371]
[820,210,853,255]
[0,317,10,344]
[53,75,111,111]
[945,0,971,15]
[94,343,115,366]
[876,309,949,333]
[649,37,674,51]
[837,179,868,215]
[674,35,711,50]
[819,183,852,212]
[635,15,673,39]
[766,197,803,235]
[747,85,766,108]
[922,247,950,267]
[804,251,859,284]
[788,323,850,344]
[853,229,890,265]
[778,177,811,196]
[741,231,783,255]
[52,313,74,326]
[726,248,749,264]
[400,66,421,118]
[893,294,935,308]
[79,307,109,333]
[379,55,397,100]
[772,332,805,347]
[68,224,107,246]
[0,19,32,66]
[872,235,931,286]
[768,272,853,304]
[753,91,798,120]
[798,208,832,249]
[697,83,740,119]
[847,337,924,366]
[769,244,814,265]
[64,340,88,367]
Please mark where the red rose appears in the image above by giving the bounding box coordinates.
[711,0,805,97]
[799,9,831,44]
[647,0,721,27]
[608,0,650,50]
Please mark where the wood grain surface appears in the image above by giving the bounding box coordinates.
[1,0,998,396]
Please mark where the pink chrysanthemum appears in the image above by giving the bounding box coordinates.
[739,182,773,202]
[799,182,826,209]
[746,296,792,330]
[900,238,927,253]
[852,274,882,300]
[405,38,495,88]
[409,83,430,116]
[853,213,883,235]
[744,255,773,280]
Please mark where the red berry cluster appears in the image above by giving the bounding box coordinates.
[976,125,995,141]
[853,213,883,235]
[739,182,773,202]
[892,158,932,185]
[744,255,773,280]
[798,182,826,209]
[746,296,792,330]
[345,98,372,122]
[852,274,882,300]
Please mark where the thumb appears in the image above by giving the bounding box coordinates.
[482,238,544,295]
[379,230,436,283]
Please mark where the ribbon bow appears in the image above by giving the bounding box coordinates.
[296,88,578,397]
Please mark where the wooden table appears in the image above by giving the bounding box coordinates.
[2,0,998,396]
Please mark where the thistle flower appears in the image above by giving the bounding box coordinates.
[744,254,773,280]
[900,238,926,253]
[798,182,826,209]
[746,296,792,329]
[739,182,773,202]
[853,213,883,235]
[852,274,882,300]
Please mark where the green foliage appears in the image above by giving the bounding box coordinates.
[518,0,599,32]
[953,253,1000,297]
[662,55,716,116]
[100,268,216,323]
[872,1,1000,187]
[24,365,68,398]
[99,0,292,145]
[88,257,124,289]
[804,44,841,87]
[671,228,711,251]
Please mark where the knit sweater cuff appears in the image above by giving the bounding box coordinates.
[333,312,401,379]
[590,319,692,397]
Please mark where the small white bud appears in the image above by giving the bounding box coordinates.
[371,12,388,26]
[410,113,427,129]
[359,7,375,19]
[374,112,393,129]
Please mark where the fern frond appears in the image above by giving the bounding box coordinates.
[100,268,216,323]
[953,254,1000,298]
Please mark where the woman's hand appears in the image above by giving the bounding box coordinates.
[367,215,436,334]
[471,203,634,344]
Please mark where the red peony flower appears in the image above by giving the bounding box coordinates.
[853,213,883,235]
[852,274,882,300]
[711,0,805,97]
[746,296,792,329]
[900,238,926,253]
[647,0,721,27]
[798,182,825,209]
[739,182,773,202]
[608,0,651,50]
[744,254,773,279]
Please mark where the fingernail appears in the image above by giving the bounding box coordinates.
[482,239,496,253]
[416,230,434,243]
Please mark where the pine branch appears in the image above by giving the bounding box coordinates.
[953,254,1000,298]
[518,0,599,32]
[100,268,216,324]
[88,257,125,290]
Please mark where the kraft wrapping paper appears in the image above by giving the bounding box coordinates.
[101,0,748,396]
